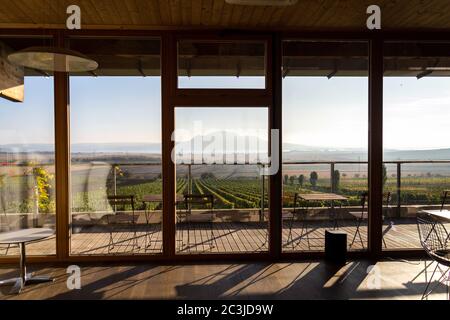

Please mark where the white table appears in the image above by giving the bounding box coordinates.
[297,192,348,229]
[419,209,450,223]
[0,228,55,294]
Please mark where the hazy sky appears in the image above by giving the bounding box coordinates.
[0,75,449,151]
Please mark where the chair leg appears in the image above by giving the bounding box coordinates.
[422,263,440,300]
[133,228,140,252]
[1,244,11,256]
[144,223,149,251]
[333,210,340,230]
[297,219,311,250]
[359,225,365,249]
[447,269,450,300]
[349,219,361,248]
[382,235,387,248]
[108,227,114,253]
[144,210,151,251]
[264,228,268,247]
[287,216,295,249]
[186,219,191,252]
[210,219,217,250]
[305,221,311,250]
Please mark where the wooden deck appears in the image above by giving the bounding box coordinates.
[0,219,422,256]
[1,259,448,300]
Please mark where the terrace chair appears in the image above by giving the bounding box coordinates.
[282,193,311,250]
[349,192,391,249]
[142,194,162,251]
[141,194,184,251]
[288,193,311,250]
[381,192,393,248]
[416,212,450,300]
[176,194,216,250]
[106,195,139,253]
[349,192,369,249]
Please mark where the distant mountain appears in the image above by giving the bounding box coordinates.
[71,143,161,154]
[384,148,450,161]
[1,142,450,161]
[0,144,55,153]
[0,143,161,154]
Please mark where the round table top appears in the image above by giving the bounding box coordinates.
[0,228,54,244]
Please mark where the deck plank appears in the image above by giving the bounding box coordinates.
[0,219,422,256]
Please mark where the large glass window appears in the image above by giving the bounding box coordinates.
[282,40,369,252]
[383,42,450,250]
[0,37,56,256]
[174,107,269,254]
[178,40,266,89]
[69,38,162,255]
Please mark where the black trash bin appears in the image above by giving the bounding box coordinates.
[325,230,347,265]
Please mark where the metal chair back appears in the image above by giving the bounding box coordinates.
[183,194,214,211]
[107,195,135,212]
[358,191,368,218]
[417,212,449,262]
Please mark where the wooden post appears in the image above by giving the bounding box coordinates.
[54,31,70,260]
[368,37,383,259]
[269,33,282,258]
[161,33,176,257]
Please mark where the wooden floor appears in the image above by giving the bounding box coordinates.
[0,259,448,300]
[0,219,422,256]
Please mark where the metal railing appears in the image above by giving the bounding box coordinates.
[283,160,450,210]
[104,159,450,211]
[1,159,449,214]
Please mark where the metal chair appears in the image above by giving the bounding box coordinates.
[106,195,139,253]
[261,194,299,250]
[141,194,162,251]
[349,192,369,249]
[279,193,310,250]
[381,192,392,248]
[349,191,392,249]
[176,194,216,250]
[417,212,450,300]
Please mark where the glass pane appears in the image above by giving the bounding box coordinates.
[174,107,269,254]
[0,37,56,256]
[178,41,266,89]
[384,41,450,250]
[282,40,369,252]
[69,38,162,255]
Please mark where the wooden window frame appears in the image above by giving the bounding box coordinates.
[2,29,448,264]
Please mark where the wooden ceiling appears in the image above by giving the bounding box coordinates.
[1,0,450,31]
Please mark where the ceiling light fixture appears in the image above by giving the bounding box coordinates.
[7,46,98,73]
[225,0,297,6]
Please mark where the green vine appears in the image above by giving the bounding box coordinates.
[32,166,55,213]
